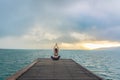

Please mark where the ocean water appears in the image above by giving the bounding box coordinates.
[0,49,120,80]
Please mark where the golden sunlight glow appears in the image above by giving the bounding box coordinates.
[60,41,120,50]
[83,43,120,50]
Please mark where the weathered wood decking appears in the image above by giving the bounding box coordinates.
[7,58,103,80]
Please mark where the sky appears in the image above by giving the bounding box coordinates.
[0,0,120,50]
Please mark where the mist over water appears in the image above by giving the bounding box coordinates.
[0,49,120,80]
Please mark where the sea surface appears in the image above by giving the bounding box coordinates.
[0,49,120,80]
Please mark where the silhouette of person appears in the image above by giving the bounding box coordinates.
[51,43,60,60]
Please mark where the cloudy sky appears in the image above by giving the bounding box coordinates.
[0,0,120,50]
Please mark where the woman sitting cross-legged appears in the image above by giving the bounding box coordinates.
[51,43,60,60]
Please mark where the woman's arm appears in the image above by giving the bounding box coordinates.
[56,43,59,49]
[53,43,59,50]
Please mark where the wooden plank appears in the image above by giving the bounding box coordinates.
[7,58,103,80]
[7,59,39,80]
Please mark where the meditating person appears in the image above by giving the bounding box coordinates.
[51,43,60,60]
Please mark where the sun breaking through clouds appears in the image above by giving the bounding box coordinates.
[60,41,120,50]
[0,0,120,50]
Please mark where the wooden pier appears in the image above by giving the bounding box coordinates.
[7,58,103,80]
